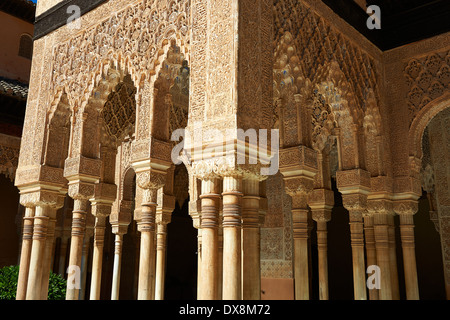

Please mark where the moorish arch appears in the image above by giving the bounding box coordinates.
[414,99,450,298]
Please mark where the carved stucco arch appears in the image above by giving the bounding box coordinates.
[49,0,190,119]
[312,61,366,171]
[409,92,450,160]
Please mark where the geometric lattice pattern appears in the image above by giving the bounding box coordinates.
[102,75,136,140]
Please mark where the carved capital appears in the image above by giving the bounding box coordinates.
[366,199,394,216]
[393,200,419,216]
[283,176,314,197]
[311,209,332,222]
[136,170,166,191]
[19,189,65,209]
[68,181,96,200]
[90,200,113,218]
[342,193,367,212]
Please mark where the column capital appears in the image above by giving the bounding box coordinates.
[19,188,65,209]
[311,209,332,222]
[283,176,315,197]
[366,199,394,216]
[135,169,167,191]
[341,193,368,213]
[393,200,419,216]
[68,181,96,200]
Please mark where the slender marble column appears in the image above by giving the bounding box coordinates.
[363,214,379,300]
[79,222,93,300]
[311,209,331,300]
[40,209,58,300]
[137,188,158,300]
[242,179,261,300]
[387,214,400,300]
[396,205,420,300]
[342,193,368,301]
[66,198,89,300]
[222,175,243,300]
[348,210,367,300]
[373,212,392,300]
[26,206,50,300]
[111,232,124,300]
[199,178,220,300]
[290,192,310,300]
[155,222,169,300]
[16,207,35,300]
[89,214,108,300]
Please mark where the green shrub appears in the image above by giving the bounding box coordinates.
[0,265,67,300]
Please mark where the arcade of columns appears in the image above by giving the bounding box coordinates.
[12,0,450,300]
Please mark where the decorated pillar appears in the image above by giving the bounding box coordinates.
[242,178,262,300]
[394,200,420,300]
[309,189,334,300]
[39,207,60,300]
[336,169,371,300]
[26,205,50,300]
[64,155,101,300]
[280,146,318,300]
[198,177,221,300]
[109,199,132,300]
[134,169,166,300]
[154,191,175,300]
[222,173,243,300]
[15,166,67,300]
[16,206,35,300]
[89,197,114,300]
[368,199,393,300]
[363,213,378,300]
[387,213,400,300]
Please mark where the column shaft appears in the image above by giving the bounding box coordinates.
[292,207,309,300]
[111,233,123,300]
[40,214,57,300]
[222,176,242,300]
[155,223,168,300]
[363,215,379,300]
[316,220,329,300]
[399,214,419,300]
[16,207,35,300]
[387,214,400,300]
[373,213,392,300]
[137,189,157,300]
[199,179,220,300]
[349,211,367,300]
[90,216,107,300]
[26,206,49,300]
[66,199,88,300]
[242,179,260,300]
